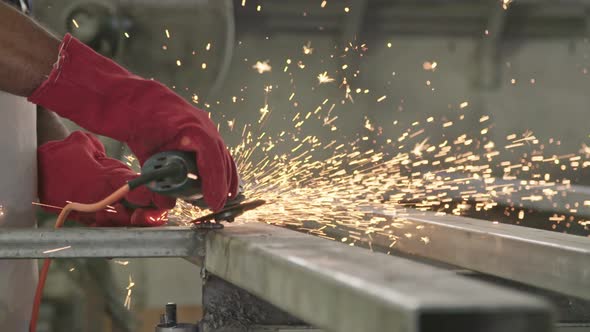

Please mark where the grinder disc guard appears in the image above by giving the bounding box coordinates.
[191,199,266,229]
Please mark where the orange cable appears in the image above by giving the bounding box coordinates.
[29,184,130,332]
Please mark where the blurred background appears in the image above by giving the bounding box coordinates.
[29,0,590,331]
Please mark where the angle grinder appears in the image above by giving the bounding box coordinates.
[128,151,264,228]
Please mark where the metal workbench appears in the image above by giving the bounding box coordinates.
[0,227,205,259]
[364,208,590,301]
[0,222,554,332]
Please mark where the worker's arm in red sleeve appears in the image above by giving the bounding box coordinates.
[0,1,60,97]
[0,0,238,211]
[29,34,239,211]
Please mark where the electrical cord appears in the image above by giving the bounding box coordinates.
[29,184,130,332]
[29,165,182,332]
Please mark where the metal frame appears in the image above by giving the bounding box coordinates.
[0,223,553,332]
[455,178,590,218]
[479,3,507,89]
[204,223,551,332]
[0,227,205,259]
[366,208,590,301]
[235,0,590,37]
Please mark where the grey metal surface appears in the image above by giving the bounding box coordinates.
[243,0,590,37]
[0,227,205,259]
[249,327,323,332]
[205,222,552,332]
[388,174,590,219]
[449,177,590,218]
[155,323,198,332]
[555,323,590,332]
[368,208,590,301]
[556,324,590,332]
[200,275,308,332]
[510,183,590,218]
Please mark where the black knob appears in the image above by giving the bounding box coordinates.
[165,302,177,326]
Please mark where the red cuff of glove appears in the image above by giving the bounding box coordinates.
[38,131,176,227]
[30,34,238,211]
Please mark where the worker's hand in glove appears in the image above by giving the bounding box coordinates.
[29,34,239,211]
[38,131,176,227]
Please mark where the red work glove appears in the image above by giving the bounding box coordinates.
[29,34,238,211]
[38,131,176,227]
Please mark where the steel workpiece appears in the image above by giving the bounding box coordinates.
[367,208,590,301]
[205,222,552,332]
[0,226,205,258]
[0,222,554,332]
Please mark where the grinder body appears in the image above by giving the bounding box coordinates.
[141,151,205,205]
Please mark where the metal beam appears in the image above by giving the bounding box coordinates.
[391,173,590,218]
[3,217,586,306]
[492,182,590,218]
[338,0,368,83]
[205,222,552,332]
[341,0,368,43]
[366,208,590,301]
[479,4,507,89]
[0,227,205,259]
[0,222,556,331]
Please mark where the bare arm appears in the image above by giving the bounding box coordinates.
[37,107,69,145]
[0,4,68,144]
[0,2,60,97]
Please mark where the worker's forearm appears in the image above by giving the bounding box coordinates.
[37,107,69,145]
[0,2,60,97]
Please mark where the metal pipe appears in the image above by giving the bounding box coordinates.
[0,226,205,259]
